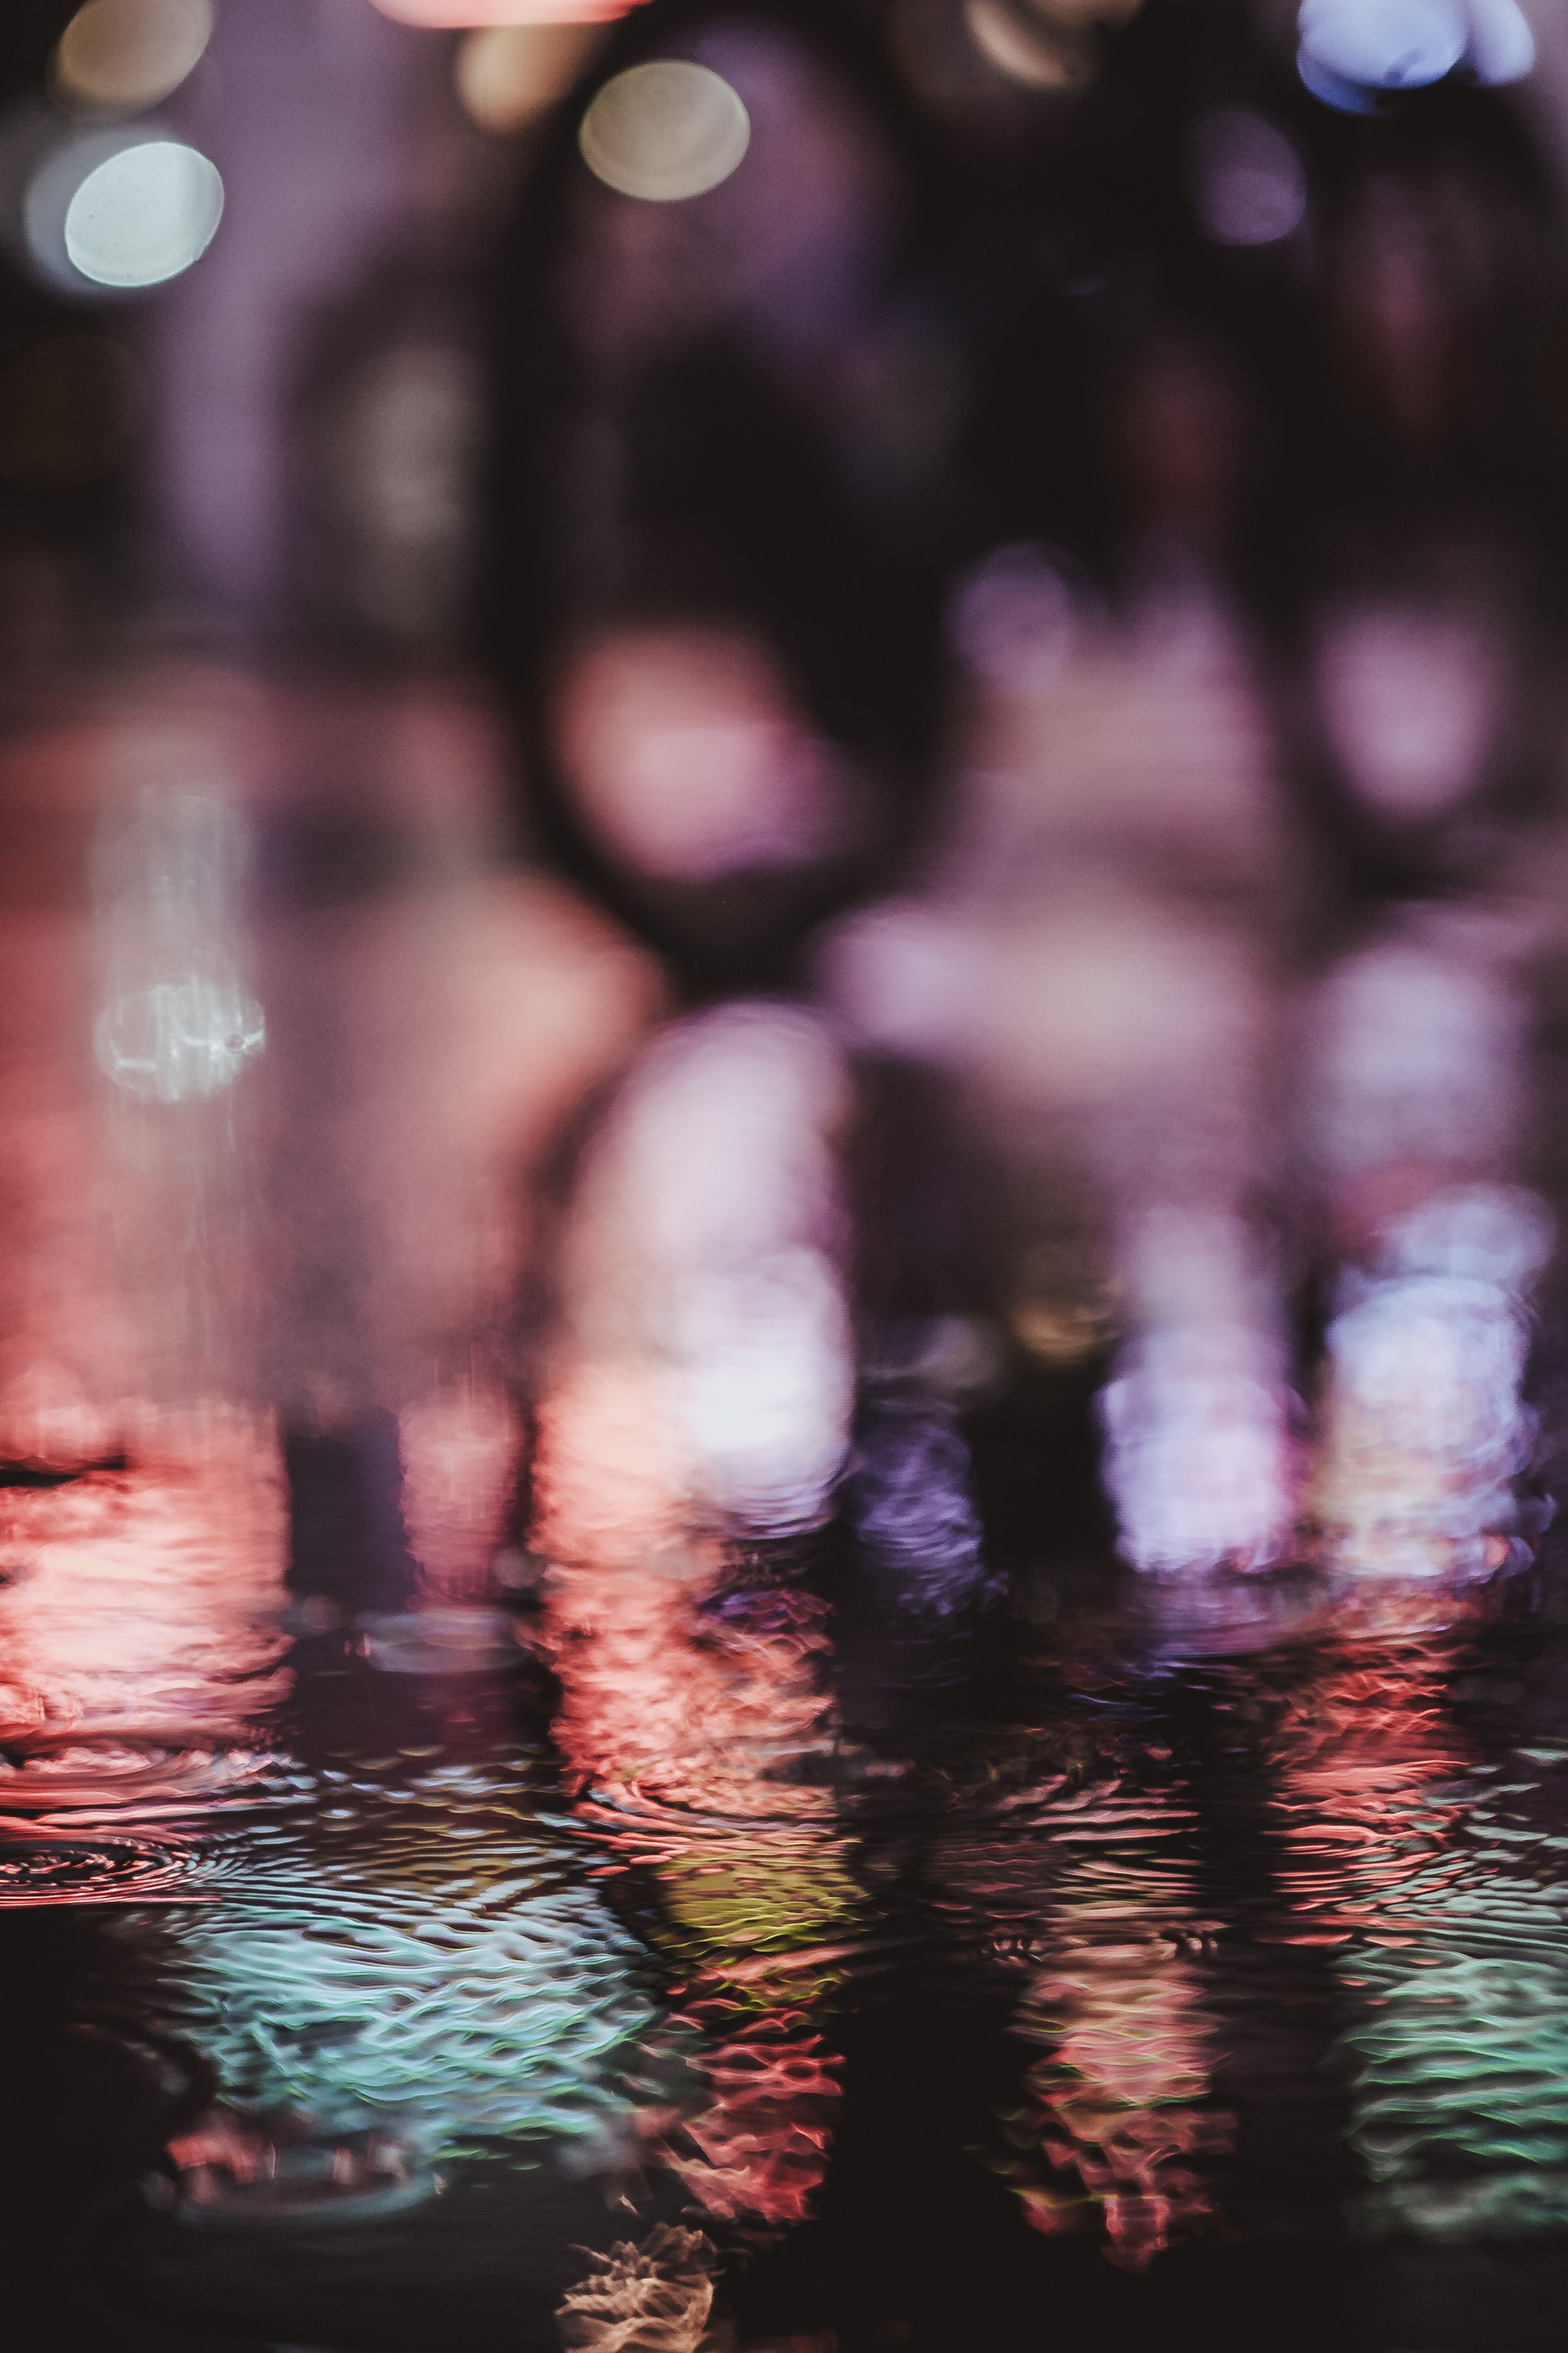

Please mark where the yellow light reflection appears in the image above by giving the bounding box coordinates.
[455,22,607,134]
[963,0,1095,89]
[52,0,213,115]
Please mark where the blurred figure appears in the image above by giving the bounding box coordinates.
[837,37,1568,1584]
[492,0,1295,1578]
[492,0,1568,1595]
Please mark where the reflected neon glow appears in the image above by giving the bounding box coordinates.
[167,1760,656,2172]
[537,1526,858,2231]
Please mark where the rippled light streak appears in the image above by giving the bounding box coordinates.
[849,1410,991,1615]
[1312,1187,1550,1580]
[537,1543,860,2232]
[1100,1322,1295,1574]
[556,2224,716,2352]
[166,1758,657,2181]
[1264,1629,1568,2238]
[398,1380,520,1605]
[0,1414,290,1902]
[0,1413,289,1752]
[933,1759,1231,2267]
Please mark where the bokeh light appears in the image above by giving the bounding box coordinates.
[555,629,855,882]
[1465,0,1536,83]
[1298,0,1468,92]
[95,975,266,1103]
[63,139,224,289]
[1185,107,1307,248]
[578,61,751,203]
[373,0,635,22]
[1315,607,1503,819]
[51,0,213,116]
[542,1003,854,1542]
[962,0,1095,90]
[454,22,607,134]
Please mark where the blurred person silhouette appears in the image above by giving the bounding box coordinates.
[488,0,1568,1593]
[832,21,1568,1585]
[487,0,1167,1578]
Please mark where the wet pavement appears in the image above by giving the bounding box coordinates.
[5,670,1568,2351]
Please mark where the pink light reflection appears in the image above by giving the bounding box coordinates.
[535,1544,858,2233]
[399,1379,521,1605]
[933,1768,1231,2268]
[0,1410,290,1751]
[370,0,639,22]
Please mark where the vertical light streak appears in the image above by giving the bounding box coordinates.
[931,1757,1232,2267]
[398,1377,521,1605]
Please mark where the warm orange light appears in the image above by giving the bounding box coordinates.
[370,0,639,25]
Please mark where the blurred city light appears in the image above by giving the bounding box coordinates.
[373,0,636,22]
[1185,107,1307,246]
[578,60,751,201]
[961,0,1096,90]
[554,629,860,882]
[22,124,224,292]
[95,975,266,1102]
[1297,0,1533,110]
[51,0,213,115]
[64,138,223,287]
[454,22,607,132]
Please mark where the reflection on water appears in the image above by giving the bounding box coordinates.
[9,681,1568,2349]
[556,2223,718,2353]
[1265,1609,1568,2245]
[535,1520,860,2237]
[161,1749,658,2205]
[929,1728,1231,2270]
[0,1413,290,1906]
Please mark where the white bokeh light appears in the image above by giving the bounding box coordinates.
[1298,0,1467,91]
[1296,0,1533,106]
[62,137,223,288]
[96,975,265,1103]
[579,60,750,201]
